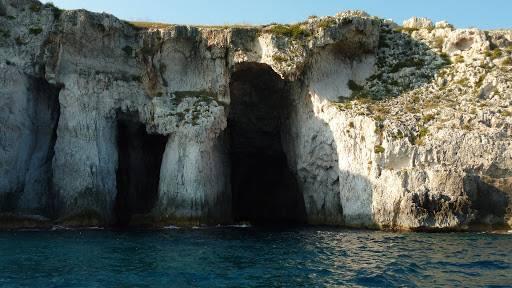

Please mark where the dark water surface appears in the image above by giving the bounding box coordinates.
[0,227,511,287]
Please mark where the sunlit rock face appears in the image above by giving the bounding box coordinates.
[0,0,511,231]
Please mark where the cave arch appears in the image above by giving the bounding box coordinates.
[114,112,167,227]
[228,63,306,225]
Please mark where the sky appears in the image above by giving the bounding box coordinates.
[41,0,512,30]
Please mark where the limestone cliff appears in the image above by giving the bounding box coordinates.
[0,0,511,231]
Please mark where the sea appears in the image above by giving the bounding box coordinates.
[0,226,511,287]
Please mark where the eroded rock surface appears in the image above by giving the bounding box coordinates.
[0,1,511,231]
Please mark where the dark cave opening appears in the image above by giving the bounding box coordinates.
[0,77,61,215]
[228,63,306,225]
[31,78,62,217]
[115,112,167,227]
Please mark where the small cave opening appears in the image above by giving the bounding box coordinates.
[115,112,167,227]
[30,78,62,217]
[228,63,306,225]
[1,77,62,216]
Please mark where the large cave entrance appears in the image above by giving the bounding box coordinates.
[228,63,306,225]
[115,112,167,227]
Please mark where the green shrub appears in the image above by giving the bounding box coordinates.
[422,114,435,123]
[397,27,419,33]
[15,36,25,46]
[372,105,390,116]
[269,24,310,39]
[335,101,353,111]
[272,54,287,63]
[502,57,512,66]
[491,49,502,59]
[500,110,512,117]
[374,145,385,154]
[433,37,444,49]
[475,75,485,88]
[390,58,425,73]
[379,36,390,49]
[374,121,384,134]
[455,77,468,86]
[268,24,289,35]
[393,130,404,140]
[348,80,364,91]
[0,28,10,38]
[354,91,376,101]
[418,127,429,138]
[45,2,63,20]
[172,90,217,105]
[317,18,336,29]
[373,115,384,123]
[122,45,133,56]
[405,104,418,113]
[29,27,43,35]
[367,73,383,82]
[454,55,464,63]
[29,3,41,13]
[485,48,502,59]
[440,52,452,65]
[44,2,58,9]
[410,127,429,145]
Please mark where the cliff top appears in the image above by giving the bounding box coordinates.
[1,0,511,136]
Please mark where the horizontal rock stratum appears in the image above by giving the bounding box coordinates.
[0,0,511,231]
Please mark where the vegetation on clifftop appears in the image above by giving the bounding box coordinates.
[268,24,310,39]
[334,19,512,148]
[129,21,174,29]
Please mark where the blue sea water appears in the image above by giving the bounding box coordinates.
[0,227,511,287]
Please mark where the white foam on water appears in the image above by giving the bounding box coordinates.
[51,225,73,231]
[227,224,252,228]
[50,226,104,231]
[85,226,104,230]
[19,228,46,232]
[163,225,181,230]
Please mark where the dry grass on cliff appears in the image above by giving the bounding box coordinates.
[195,23,259,29]
[129,21,257,30]
[129,21,174,29]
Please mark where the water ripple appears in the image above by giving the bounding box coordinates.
[0,227,511,287]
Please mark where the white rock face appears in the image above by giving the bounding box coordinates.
[403,17,434,30]
[0,0,60,217]
[443,29,490,56]
[435,21,454,29]
[0,0,511,230]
